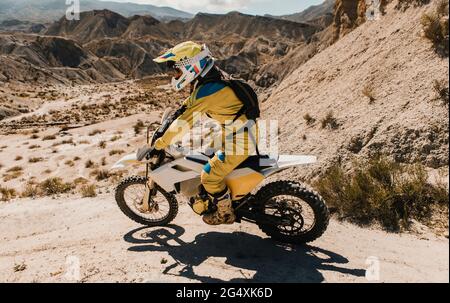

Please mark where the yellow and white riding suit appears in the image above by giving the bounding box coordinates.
[154,82,258,196]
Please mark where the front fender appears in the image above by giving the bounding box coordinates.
[111,153,140,170]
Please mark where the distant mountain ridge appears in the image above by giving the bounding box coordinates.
[274,0,335,23]
[0,1,342,87]
[0,0,193,23]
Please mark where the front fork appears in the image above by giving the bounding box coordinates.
[141,178,156,212]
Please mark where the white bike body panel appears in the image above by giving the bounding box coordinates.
[112,151,317,193]
[149,157,204,192]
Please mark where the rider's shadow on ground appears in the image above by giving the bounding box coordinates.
[124,225,366,283]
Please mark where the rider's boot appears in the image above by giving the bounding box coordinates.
[202,187,235,225]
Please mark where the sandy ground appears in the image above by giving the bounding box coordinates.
[0,193,448,283]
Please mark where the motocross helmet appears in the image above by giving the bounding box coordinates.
[153,41,214,91]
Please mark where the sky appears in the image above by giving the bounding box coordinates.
[99,0,325,16]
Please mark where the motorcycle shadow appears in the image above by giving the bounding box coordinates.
[124,225,365,283]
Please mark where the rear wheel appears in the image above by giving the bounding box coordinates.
[115,176,178,226]
[254,181,329,244]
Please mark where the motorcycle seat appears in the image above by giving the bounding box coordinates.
[187,153,278,172]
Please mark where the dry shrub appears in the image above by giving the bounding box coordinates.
[29,144,41,149]
[89,129,104,136]
[395,0,430,10]
[29,157,44,163]
[0,186,17,201]
[39,177,73,195]
[3,166,23,181]
[134,120,145,135]
[421,0,449,56]
[98,141,107,149]
[362,84,376,103]
[42,135,57,141]
[73,177,89,186]
[110,135,121,142]
[314,157,449,231]
[303,113,316,126]
[80,184,97,198]
[21,182,42,198]
[109,149,125,156]
[321,111,339,130]
[15,156,23,161]
[64,160,75,167]
[90,169,110,181]
[30,134,39,139]
[7,166,23,172]
[85,160,95,168]
[433,79,449,105]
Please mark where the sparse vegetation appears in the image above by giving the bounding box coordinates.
[52,138,74,146]
[15,156,23,161]
[321,111,339,130]
[101,157,107,166]
[3,166,23,181]
[433,79,449,105]
[110,135,121,142]
[64,160,75,167]
[29,157,44,163]
[395,0,430,11]
[90,169,110,181]
[109,149,125,156]
[362,84,376,103]
[29,144,41,149]
[85,160,95,168]
[98,141,107,149]
[7,166,23,172]
[80,184,97,198]
[39,177,73,196]
[303,113,316,125]
[314,157,449,231]
[13,261,27,272]
[42,135,57,141]
[133,120,145,135]
[420,0,449,56]
[21,182,42,198]
[30,134,39,139]
[0,186,17,201]
[89,129,104,136]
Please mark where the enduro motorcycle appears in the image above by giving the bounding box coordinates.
[112,109,329,244]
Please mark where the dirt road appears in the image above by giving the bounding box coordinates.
[0,194,448,283]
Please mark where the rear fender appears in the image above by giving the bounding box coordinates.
[261,155,317,177]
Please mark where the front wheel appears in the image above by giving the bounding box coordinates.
[115,176,178,226]
[254,181,329,244]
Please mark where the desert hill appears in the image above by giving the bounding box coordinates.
[263,0,449,179]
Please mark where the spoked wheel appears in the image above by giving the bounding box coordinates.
[254,181,329,244]
[115,176,178,226]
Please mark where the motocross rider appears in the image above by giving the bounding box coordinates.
[140,41,257,226]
